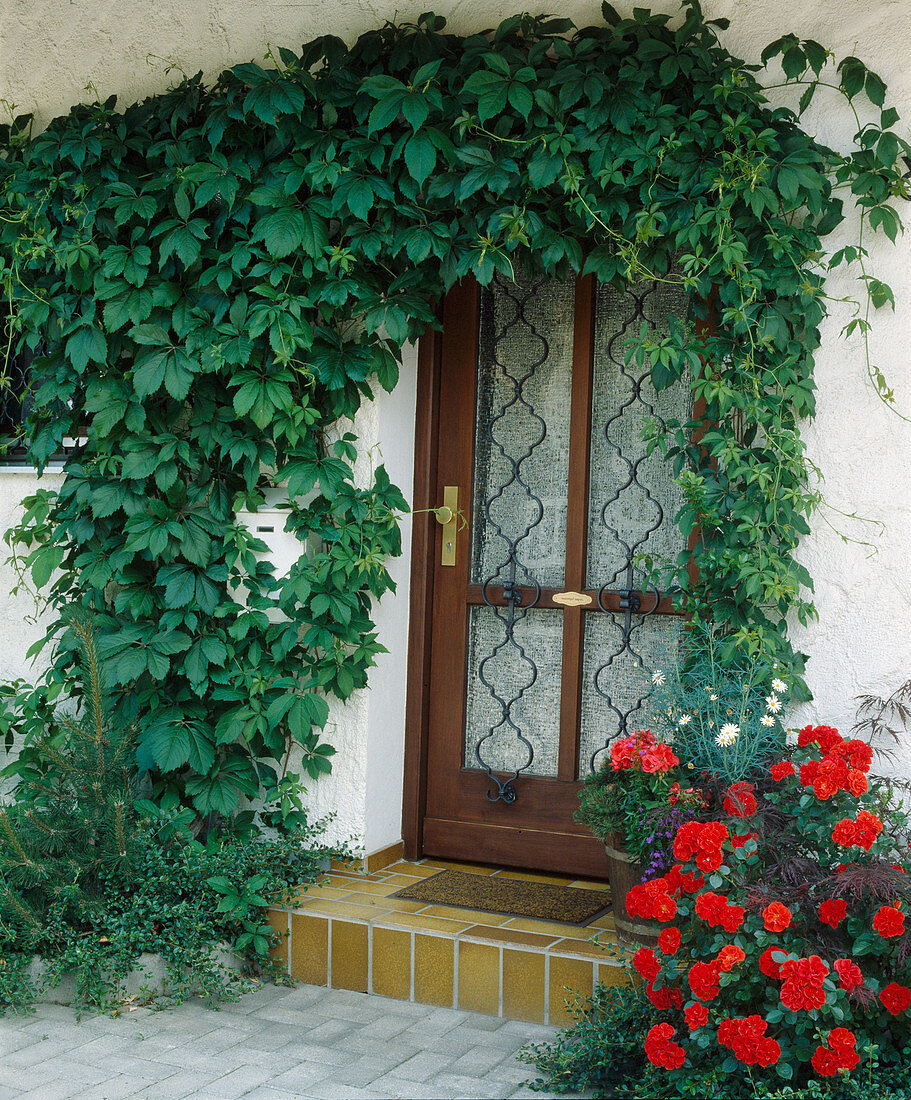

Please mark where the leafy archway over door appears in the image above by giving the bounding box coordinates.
[1,2,906,817]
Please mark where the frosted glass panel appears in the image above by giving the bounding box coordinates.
[578,610,684,778]
[464,606,562,778]
[587,280,690,588]
[471,270,575,590]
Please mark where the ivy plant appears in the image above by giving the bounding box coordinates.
[0,1,906,818]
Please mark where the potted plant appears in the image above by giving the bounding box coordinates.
[577,729,702,945]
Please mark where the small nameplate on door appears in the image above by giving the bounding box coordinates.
[552,591,592,607]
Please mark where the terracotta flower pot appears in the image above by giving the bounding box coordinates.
[604,832,660,948]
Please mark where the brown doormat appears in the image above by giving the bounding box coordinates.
[394,870,611,925]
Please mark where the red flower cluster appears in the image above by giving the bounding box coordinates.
[633,947,661,982]
[833,958,863,992]
[717,1015,781,1067]
[610,729,679,774]
[626,863,703,923]
[626,879,678,924]
[694,891,744,933]
[722,781,757,819]
[657,927,681,956]
[796,726,873,800]
[684,1002,708,1031]
[644,1023,686,1069]
[873,904,905,938]
[763,901,792,932]
[687,960,721,1002]
[716,945,746,972]
[646,981,683,1010]
[673,820,729,872]
[831,810,883,851]
[780,955,829,1012]
[759,945,785,980]
[811,1029,859,1076]
[817,898,847,928]
[880,982,911,1015]
[769,760,796,782]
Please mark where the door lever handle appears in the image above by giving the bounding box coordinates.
[437,486,458,567]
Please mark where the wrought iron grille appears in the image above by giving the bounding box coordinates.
[466,271,689,803]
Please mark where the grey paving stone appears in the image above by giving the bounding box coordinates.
[19,1079,91,1100]
[445,1045,514,1079]
[265,1061,335,1092]
[305,1017,359,1044]
[387,1050,457,1083]
[0,1085,22,1100]
[197,1063,276,1098]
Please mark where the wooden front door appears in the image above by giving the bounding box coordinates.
[409,269,690,879]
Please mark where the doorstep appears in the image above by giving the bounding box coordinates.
[267,858,631,1026]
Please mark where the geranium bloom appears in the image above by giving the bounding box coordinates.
[833,958,863,992]
[610,729,656,771]
[880,983,911,1016]
[723,781,757,818]
[695,892,744,933]
[643,1023,686,1069]
[641,742,679,773]
[673,820,728,872]
[832,810,883,851]
[717,1015,781,1067]
[813,1028,860,1075]
[658,927,681,955]
[770,760,795,781]
[688,961,721,1001]
[763,901,792,932]
[818,898,848,928]
[684,1001,708,1030]
[780,955,829,1011]
[633,947,661,982]
[646,981,682,1011]
[844,739,873,772]
[847,769,868,796]
[873,904,905,938]
[716,945,746,972]
[759,945,785,980]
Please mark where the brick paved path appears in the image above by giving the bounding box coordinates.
[0,983,586,1099]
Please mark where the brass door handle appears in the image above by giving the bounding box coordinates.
[437,486,458,567]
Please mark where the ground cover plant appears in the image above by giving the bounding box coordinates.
[0,1,907,818]
[0,616,342,1013]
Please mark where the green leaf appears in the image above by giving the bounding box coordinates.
[403,132,437,186]
[66,326,107,372]
[254,206,306,259]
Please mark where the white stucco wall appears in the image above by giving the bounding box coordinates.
[2,0,910,852]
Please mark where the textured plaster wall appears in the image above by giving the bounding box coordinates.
[1,0,910,851]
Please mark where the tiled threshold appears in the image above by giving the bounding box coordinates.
[267,858,631,1026]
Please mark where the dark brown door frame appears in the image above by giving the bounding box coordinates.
[401,278,706,865]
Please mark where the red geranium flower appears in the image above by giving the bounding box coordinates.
[813,1028,860,1075]
[684,1002,708,1030]
[880,983,911,1016]
[873,905,905,939]
[633,947,661,982]
[833,958,863,992]
[818,898,847,928]
[780,956,828,1012]
[763,901,792,932]
[759,945,785,980]
[847,769,868,796]
[770,760,795,781]
[717,1015,780,1067]
[644,1023,686,1069]
[688,961,720,1002]
[716,945,746,972]
[646,981,682,1011]
[811,1047,839,1077]
[723,781,757,818]
[657,927,681,956]
[845,739,873,772]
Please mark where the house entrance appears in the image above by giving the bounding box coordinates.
[407,269,691,878]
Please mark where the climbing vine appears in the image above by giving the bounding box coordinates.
[0,2,906,818]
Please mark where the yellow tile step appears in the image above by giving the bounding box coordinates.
[269,856,631,1026]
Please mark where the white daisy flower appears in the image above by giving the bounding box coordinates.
[771,678,787,694]
[766,695,782,713]
[709,694,718,701]
[677,714,692,727]
[715,723,740,746]
[651,670,665,685]
[760,714,775,727]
